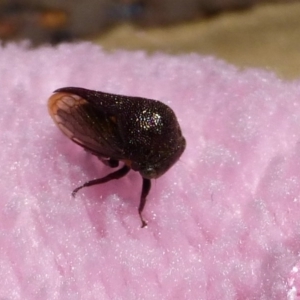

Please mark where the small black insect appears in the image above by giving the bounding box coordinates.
[48,87,186,227]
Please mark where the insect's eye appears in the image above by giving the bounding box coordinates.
[140,167,157,179]
[131,162,156,179]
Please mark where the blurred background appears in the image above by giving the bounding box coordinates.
[0,0,299,79]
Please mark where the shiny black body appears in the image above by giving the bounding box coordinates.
[48,87,186,227]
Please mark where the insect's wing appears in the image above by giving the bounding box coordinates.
[48,92,125,160]
[53,87,134,114]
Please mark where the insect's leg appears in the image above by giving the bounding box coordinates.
[72,165,130,197]
[106,159,119,168]
[99,158,119,168]
[139,178,151,228]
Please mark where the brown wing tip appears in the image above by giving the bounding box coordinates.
[48,92,79,139]
[48,92,83,117]
[48,92,65,116]
[48,91,89,139]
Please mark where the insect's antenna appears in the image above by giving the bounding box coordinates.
[139,178,151,228]
[72,165,130,197]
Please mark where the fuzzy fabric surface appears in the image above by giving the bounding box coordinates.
[1,43,300,299]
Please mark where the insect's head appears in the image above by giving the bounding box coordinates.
[122,102,186,179]
[131,135,186,179]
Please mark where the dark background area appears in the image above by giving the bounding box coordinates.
[0,0,299,78]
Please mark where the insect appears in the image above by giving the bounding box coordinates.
[48,87,186,227]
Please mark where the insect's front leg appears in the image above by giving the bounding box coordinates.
[72,165,130,196]
[139,178,151,228]
[99,157,119,168]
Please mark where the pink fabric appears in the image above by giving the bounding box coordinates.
[1,43,300,299]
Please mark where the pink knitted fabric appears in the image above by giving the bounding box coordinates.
[0,43,299,299]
